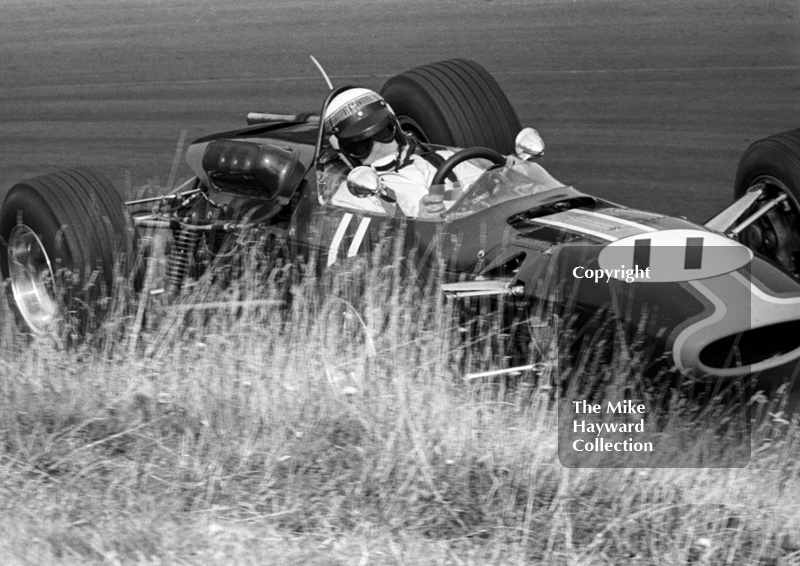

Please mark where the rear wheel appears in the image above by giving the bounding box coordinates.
[0,168,136,335]
[381,59,522,154]
[734,129,800,278]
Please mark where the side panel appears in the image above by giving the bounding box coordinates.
[290,194,398,277]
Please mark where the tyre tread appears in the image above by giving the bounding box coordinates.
[381,59,521,154]
[735,129,800,198]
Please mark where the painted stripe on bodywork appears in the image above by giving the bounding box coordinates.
[672,272,800,377]
[732,271,800,305]
[531,209,659,242]
[569,209,658,233]
[327,213,353,267]
[672,280,728,373]
[348,217,371,257]
[531,217,619,242]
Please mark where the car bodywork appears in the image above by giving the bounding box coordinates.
[130,113,800,393]
[2,59,799,397]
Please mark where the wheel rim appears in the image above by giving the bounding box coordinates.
[8,224,60,333]
[322,298,375,394]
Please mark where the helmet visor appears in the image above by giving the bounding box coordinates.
[340,122,396,160]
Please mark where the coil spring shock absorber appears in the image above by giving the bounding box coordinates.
[166,224,200,295]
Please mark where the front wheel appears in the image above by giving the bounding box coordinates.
[0,168,136,335]
[733,129,800,278]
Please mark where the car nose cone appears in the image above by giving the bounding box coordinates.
[598,229,752,283]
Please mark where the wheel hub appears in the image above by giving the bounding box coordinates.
[744,176,800,278]
[7,224,59,333]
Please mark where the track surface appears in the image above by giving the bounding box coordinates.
[2,0,798,222]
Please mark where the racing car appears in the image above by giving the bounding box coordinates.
[2,59,800,395]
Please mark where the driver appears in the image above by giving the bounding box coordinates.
[323,87,485,217]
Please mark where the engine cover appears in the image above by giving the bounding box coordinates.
[201,140,305,202]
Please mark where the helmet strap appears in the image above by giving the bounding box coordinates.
[395,138,416,171]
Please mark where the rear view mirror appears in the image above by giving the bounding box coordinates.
[346,166,381,198]
[515,127,545,161]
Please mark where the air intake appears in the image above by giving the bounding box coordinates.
[699,320,800,369]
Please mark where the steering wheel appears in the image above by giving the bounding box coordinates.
[430,147,506,188]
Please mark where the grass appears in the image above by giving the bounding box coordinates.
[1,246,800,565]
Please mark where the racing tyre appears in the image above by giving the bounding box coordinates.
[381,59,521,154]
[0,168,136,335]
[734,128,800,278]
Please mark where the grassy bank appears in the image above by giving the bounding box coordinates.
[1,264,799,565]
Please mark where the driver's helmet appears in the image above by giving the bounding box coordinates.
[324,88,397,163]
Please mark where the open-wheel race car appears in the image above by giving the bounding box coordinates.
[2,59,800,398]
